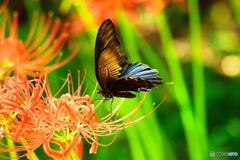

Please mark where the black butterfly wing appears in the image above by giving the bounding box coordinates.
[109,77,153,98]
[109,62,162,97]
[96,48,122,89]
[95,19,162,98]
[95,19,127,95]
[95,19,120,60]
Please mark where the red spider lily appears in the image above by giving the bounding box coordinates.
[0,11,78,79]
[88,0,183,22]
[0,73,162,159]
[69,0,184,35]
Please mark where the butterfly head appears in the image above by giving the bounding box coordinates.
[97,88,113,99]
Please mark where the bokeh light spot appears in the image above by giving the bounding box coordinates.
[221,55,240,77]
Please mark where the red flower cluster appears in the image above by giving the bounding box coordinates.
[0,11,77,79]
[0,73,153,159]
[88,0,183,22]
[0,75,86,159]
[69,0,184,35]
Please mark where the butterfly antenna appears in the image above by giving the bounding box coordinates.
[109,98,114,113]
[96,97,114,111]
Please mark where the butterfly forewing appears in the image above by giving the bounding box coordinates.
[97,48,122,88]
[95,19,127,96]
[95,19,120,60]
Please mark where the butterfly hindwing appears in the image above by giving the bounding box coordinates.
[115,77,154,92]
[120,62,162,84]
[109,62,162,97]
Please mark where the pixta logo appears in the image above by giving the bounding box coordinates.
[209,151,238,157]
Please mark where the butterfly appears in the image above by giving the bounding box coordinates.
[95,19,162,98]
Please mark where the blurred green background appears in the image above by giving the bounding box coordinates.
[3,0,240,159]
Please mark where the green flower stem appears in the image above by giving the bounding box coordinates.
[156,13,202,160]
[125,127,146,160]
[73,0,97,43]
[5,127,17,160]
[70,150,79,160]
[188,0,207,158]
[19,138,39,160]
[26,151,39,160]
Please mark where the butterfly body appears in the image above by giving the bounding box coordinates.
[95,19,162,98]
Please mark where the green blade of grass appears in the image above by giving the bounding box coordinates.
[132,27,177,160]
[118,12,139,61]
[229,0,240,25]
[125,127,146,160]
[131,20,177,160]
[118,13,165,160]
[188,0,207,158]
[133,30,169,81]
[156,13,202,160]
